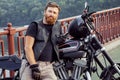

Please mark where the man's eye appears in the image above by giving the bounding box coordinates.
[53,12,57,14]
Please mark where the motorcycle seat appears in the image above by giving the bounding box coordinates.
[60,51,85,59]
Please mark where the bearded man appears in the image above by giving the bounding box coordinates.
[20,2,64,80]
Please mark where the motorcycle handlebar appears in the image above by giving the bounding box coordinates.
[81,11,96,20]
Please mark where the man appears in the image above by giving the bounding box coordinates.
[20,1,64,80]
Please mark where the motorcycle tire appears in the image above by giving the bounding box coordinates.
[102,63,120,80]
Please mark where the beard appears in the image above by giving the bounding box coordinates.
[45,15,57,25]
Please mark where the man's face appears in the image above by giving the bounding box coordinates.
[44,7,59,25]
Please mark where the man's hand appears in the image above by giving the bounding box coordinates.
[30,64,41,80]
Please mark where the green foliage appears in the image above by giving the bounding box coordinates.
[0,0,119,27]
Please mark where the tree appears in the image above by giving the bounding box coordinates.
[0,0,119,27]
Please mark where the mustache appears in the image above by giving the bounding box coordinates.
[47,16,54,19]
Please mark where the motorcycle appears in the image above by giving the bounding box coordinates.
[53,2,120,80]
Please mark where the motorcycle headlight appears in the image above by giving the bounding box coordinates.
[68,15,90,38]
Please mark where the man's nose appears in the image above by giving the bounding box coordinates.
[50,12,55,16]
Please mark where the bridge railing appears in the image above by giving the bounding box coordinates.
[0,7,120,78]
[93,7,120,43]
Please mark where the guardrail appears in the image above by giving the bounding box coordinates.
[0,7,120,78]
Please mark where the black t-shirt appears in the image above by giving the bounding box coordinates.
[26,21,56,62]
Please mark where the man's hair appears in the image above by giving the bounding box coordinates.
[45,1,61,12]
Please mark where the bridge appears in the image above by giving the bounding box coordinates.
[0,7,120,78]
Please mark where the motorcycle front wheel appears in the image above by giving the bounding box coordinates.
[102,63,120,80]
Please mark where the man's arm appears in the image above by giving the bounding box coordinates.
[24,35,37,65]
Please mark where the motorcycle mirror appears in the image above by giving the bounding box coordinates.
[85,2,88,9]
[84,2,89,13]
